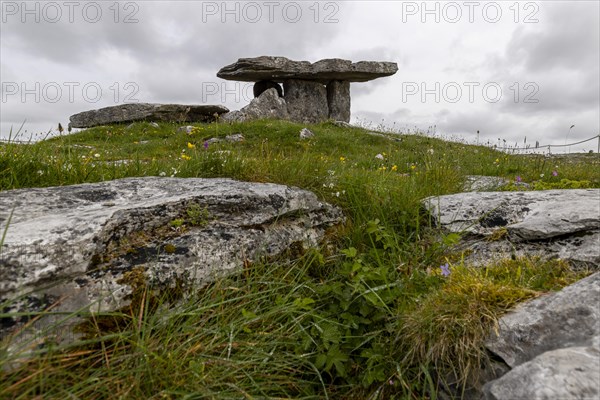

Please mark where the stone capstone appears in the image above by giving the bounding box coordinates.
[0,177,344,345]
[69,103,229,128]
[423,189,600,268]
[221,88,289,122]
[481,272,600,399]
[283,80,329,124]
[217,56,398,83]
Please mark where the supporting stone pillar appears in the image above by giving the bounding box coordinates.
[283,79,329,124]
[327,80,351,122]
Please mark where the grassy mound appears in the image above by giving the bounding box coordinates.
[1,120,597,399]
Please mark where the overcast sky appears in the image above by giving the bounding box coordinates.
[1,1,599,152]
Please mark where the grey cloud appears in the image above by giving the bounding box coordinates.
[488,2,599,123]
[505,3,599,73]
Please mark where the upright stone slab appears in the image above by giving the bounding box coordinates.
[327,80,351,122]
[283,80,329,124]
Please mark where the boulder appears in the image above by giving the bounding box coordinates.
[423,189,600,268]
[299,128,314,139]
[482,341,600,400]
[221,88,289,123]
[327,80,351,122]
[217,56,398,84]
[481,272,600,399]
[69,103,229,128]
[486,272,600,367]
[177,125,195,134]
[0,177,343,347]
[283,80,329,124]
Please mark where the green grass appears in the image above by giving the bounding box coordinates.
[1,120,598,399]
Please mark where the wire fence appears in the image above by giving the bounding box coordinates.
[501,134,600,154]
[0,138,34,144]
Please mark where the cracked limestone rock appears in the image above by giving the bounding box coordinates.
[0,177,344,346]
[423,189,600,268]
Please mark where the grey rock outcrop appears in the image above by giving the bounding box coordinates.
[0,177,343,346]
[423,189,600,268]
[217,56,398,124]
[283,80,329,124]
[177,125,195,134]
[69,103,229,128]
[217,56,398,83]
[462,176,510,192]
[221,88,289,122]
[483,342,600,400]
[481,272,600,399]
[299,128,314,139]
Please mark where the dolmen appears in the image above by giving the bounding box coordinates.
[217,56,398,124]
[69,103,229,128]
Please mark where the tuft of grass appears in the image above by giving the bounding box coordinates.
[396,257,587,394]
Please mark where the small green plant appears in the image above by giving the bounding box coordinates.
[186,203,210,227]
[533,178,592,190]
[487,227,508,241]
[169,218,184,228]
[296,221,410,388]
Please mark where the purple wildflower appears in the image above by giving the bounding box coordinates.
[440,263,451,277]
[203,141,209,150]
[552,170,558,177]
[516,176,522,183]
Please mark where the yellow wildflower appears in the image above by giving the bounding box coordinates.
[391,165,398,171]
[188,142,196,149]
[181,154,191,161]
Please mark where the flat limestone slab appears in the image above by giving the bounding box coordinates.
[69,103,229,128]
[482,273,600,400]
[485,272,600,368]
[0,177,343,341]
[423,189,600,267]
[423,189,600,239]
[217,56,398,83]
